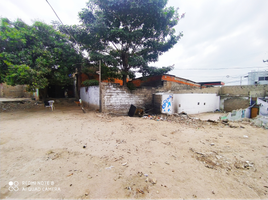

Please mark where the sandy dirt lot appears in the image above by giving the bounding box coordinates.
[0,103,268,199]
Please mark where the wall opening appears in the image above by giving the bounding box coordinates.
[231,111,236,116]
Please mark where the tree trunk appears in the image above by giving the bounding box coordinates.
[123,74,127,86]
[39,87,48,102]
[122,52,128,86]
[77,72,81,98]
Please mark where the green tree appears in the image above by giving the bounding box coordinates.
[139,64,174,77]
[60,0,183,85]
[0,18,82,92]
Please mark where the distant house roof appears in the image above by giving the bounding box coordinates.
[80,73,124,86]
[131,74,200,88]
[198,81,225,86]
[162,74,198,84]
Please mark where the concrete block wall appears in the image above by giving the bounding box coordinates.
[81,82,268,114]
[0,83,33,98]
[171,85,268,96]
[220,85,268,111]
[172,87,221,94]
[249,90,267,98]
[101,83,156,114]
[163,81,199,91]
[223,97,249,112]
[220,85,268,96]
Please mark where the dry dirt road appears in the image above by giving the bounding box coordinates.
[0,104,267,199]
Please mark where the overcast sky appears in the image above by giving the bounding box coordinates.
[1,0,267,85]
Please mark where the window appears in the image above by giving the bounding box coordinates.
[259,77,268,81]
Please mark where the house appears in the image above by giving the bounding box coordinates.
[247,70,268,85]
[197,81,225,87]
[153,93,220,114]
[130,74,200,90]
[80,73,124,86]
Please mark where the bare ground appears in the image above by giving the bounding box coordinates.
[0,103,267,199]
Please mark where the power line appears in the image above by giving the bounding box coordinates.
[173,66,267,70]
[45,0,79,45]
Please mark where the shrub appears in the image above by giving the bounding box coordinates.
[127,82,136,90]
[82,79,99,87]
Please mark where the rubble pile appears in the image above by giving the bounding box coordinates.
[141,112,268,129]
[142,113,211,128]
[124,171,157,198]
[189,148,255,172]
[0,101,42,112]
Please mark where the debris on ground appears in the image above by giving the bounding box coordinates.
[128,104,145,117]
[1,105,267,199]
[124,172,156,198]
[250,115,268,129]
[189,148,255,172]
[0,100,42,112]
[138,112,267,130]
[141,113,219,128]
[105,166,114,170]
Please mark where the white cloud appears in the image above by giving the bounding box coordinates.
[0,0,87,25]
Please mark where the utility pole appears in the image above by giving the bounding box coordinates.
[99,60,102,112]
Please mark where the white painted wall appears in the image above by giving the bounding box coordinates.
[161,94,173,114]
[172,94,220,114]
[224,108,249,121]
[257,98,268,116]
[80,86,99,109]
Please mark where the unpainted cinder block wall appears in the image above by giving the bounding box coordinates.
[101,83,156,114]
[99,83,268,114]
[223,97,249,112]
[220,85,268,111]
[220,85,268,96]
[0,83,33,98]
[162,81,200,91]
[173,87,221,94]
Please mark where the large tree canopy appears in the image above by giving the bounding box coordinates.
[0,18,83,90]
[60,0,183,85]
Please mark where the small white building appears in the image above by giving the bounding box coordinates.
[247,70,268,85]
[153,93,220,115]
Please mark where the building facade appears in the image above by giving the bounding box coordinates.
[247,70,268,85]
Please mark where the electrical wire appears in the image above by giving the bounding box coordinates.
[45,0,79,45]
[173,66,268,70]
